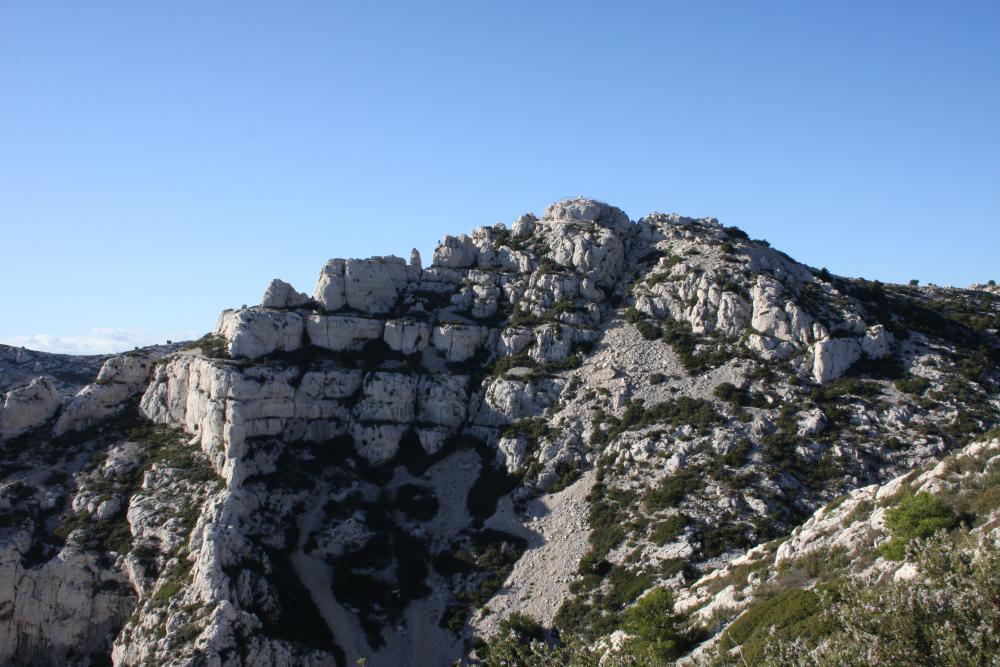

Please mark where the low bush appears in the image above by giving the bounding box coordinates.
[879,492,957,560]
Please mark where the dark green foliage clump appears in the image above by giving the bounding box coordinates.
[660,319,734,374]
[622,587,698,662]
[644,470,705,510]
[547,459,582,493]
[894,376,930,395]
[650,514,688,545]
[591,397,722,446]
[763,535,1000,666]
[880,492,957,560]
[187,333,230,359]
[718,587,827,664]
[635,319,662,341]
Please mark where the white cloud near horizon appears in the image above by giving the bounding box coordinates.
[0,327,200,355]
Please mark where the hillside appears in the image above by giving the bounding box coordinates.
[1,198,997,666]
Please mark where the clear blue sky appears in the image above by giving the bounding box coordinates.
[1,1,997,353]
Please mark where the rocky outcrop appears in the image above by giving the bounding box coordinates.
[305,315,384,352]
[53,354,155,436]
[2,197,997,667]
[314,256,417,315]
[0,377,61,441]
[811,336,862,384]
[262,279,310,309]
[215,308,304,359]
[0,536,134,665]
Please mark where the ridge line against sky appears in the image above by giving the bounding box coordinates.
[1,1,997,354]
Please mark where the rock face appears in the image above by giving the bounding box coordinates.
[54,354,155,436]
[1,198,998,667]
[313,256,417,314]
[0,377,61,441]
[261,279,310,309]
[0,537,135,665]
[215,308,304,359]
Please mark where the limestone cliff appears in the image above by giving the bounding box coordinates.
[0,198,997,666]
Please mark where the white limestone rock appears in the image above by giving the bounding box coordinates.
[384,319,431,355]
[512,214,536,239]
[351,422,408,464]
[862,325,893,359]
[0,377,61,441]
[314,258,347,311]
[812,337,862,384]
[343,256,412,315]
[416,427,450,455]
[54,355,155,436]
[543,198,630,233]
[431,323,490,363]
[261,278,310,308]
[497,436,529,473]
[530,324,575,364]
[215,308,304,359]
[353,372,418,423]
[306,315,384,352]
[750,276,814,346]
[0,540,134,665]
[432,234,478,268]
[474,377,562,426]
[417,374,468,427]
[499,327,535,357]
[797,408,827,437]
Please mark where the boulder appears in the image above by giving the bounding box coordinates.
[432,234,478,268]
[314,259,347,311]
[862,325,893,359]
[812,337,862,384]
[417,374,468,427]
[261,278,310,308]
[215,308,304,359]
[797,408,827,437]
[344,256,411,314]
[542,198,630,232]
[512,214,536,239]
[0,377,61,441]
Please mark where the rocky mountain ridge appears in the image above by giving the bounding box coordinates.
[1,198,997,666]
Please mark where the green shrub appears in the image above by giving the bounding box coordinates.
[621,588,689,662]
[894,376,931,395]
[713,382,745,406]
[635,319,662,341]
[650,514,687,545]
[644,470,704,510]
[763,534,1000,666]
[879,492,957,560]
[718,587,826,664]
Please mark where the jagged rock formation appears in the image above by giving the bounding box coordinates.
[0,198,997,666]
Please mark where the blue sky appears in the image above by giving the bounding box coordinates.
[1,1,997,353]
